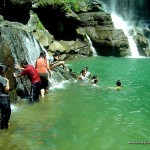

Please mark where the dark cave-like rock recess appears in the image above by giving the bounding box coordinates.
[33,7,78,41]
[0,0,31,25]
[0,8,30,24]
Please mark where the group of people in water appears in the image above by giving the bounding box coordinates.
[77,66,99,86]
[0,50,122,130]
[77,67,122,90]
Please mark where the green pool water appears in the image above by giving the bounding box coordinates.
[1,56,150,150]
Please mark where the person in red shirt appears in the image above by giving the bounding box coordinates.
[14,60,41,103]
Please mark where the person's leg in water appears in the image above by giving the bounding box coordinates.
[39,74,49,97]
[43,74,49,95]
[30,82,41,103]
[0,96,11,129]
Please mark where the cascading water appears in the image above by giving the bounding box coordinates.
[86,34,97,56]
[2,27,41,65]
[0,25,74,99]
[1,26,46,96]
[111,14,140,58]
[100,0,150,58]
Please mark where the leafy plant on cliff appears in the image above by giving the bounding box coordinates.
[34,0,89,12]
[32,13,45,30]
[37,21,44,31]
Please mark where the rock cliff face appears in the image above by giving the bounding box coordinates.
[77,12,130,56]
[31,0,130,57]
[0,22,77,101]
[0,0,132,58]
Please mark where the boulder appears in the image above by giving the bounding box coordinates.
[76,26,129,57]
[133,34,149,56]
[33,30,54,48]
[48,41,66,53]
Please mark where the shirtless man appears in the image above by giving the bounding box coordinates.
[49,51,66,70]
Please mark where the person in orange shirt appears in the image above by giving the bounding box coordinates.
[35,51,51,97]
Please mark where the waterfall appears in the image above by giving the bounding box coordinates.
[111,14,140,58]
[86,34,97,56]
[2,27,42,65]
[101,0,142,58]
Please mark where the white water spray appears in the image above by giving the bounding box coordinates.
[86,34,97,56]
[111,14,140,58]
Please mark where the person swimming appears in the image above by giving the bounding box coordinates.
[83,67,91,78]
[91,76,98,85]
[115,80,122,90]
[91,75,99,87]
[78,70,88,81]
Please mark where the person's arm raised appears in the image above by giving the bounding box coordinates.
[15,64,24,70]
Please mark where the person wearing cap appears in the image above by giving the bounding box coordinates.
[0,64,11,129]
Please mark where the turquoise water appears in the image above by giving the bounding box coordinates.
[1,56,150,150]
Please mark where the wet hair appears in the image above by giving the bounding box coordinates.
[56,50,60,54]
[53,50,61,57]
[91,76,97,80]
[39,51,46,58]
[116,80,121,86]
[68,68,72,72]
[91,75,98,84]
[53,53,57,57]
[21,60,28,66]
[84,67,88,71]
[81,69,86,74]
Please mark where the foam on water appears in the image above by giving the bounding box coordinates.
[11,104,18,112]
[49,80,70,90]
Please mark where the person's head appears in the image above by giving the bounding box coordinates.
[81,69,86,76]
[0,64,7,75]
[53,50,60,57]
[21,60,28,68]
[116,80,121,86]
[53,52,60,61]
[39,51,46,59]
[56,50,60,54]
[68,68,72,72]
[53,53,57,57]
[91,76,98,84]
[83,67,88,71]
[91,75,96,79]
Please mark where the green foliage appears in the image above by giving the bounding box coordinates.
[32,0,88,11]
[32,13,45,30]
[37,21,44,30]
[38,0,52,6]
